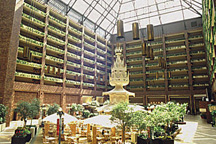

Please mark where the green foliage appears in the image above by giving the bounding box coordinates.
[103,100,110,105]
[15,127,31,137]
[14,99,41,126]
[46,103,60,116]
[14,101,31,126]
[29,99,40,119]
[82,110,93,118]
[0,104,7,124]
[110,102,134,143]
[131,111,148,133]
[76,104,84,112]
[90,100,100,107]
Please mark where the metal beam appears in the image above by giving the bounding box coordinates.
[124,7,194,24]
[66,0,77,15]
[191,0,202,6]
[119,1,170,15]
[81,0,98,22]
[122,5,181,21]
[180,0,187,30]
[154,0,164,34]
[95,0,119,30]
[95,0,117,19]
[182,0,202,16]
[46,0,50,4]
[82,0,115,25]
[107,0,123,34]
[100,0,118,16]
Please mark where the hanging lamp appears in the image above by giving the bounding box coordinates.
[132,22,139,40]
[156,72,159,79]
[141,42,147,56]
[158,57,162,67]
[168,71,171,78]
[150,48,154,60]
[117,20,124,38]
[146,46,151,58]
[147,24,154,41]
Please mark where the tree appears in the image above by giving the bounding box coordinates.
[0,104,7,124]
[14,101,31,127]
[131,111,148,134]
[29,98,40,125]
[46,103,60,116]
[69,103,77,116]
[110,102,133,143]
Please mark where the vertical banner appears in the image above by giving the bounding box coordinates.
[62,118,64,134]
[57,118,59,135]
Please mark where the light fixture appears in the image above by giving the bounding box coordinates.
[141,42,147,56]
[117,20,124,38]
[147,24,154,41]
[156,72,159,79]
[146,46,150,58]
[150,48,154,60]
[132,22,139,40]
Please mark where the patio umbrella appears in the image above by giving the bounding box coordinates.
[96,104,146,113]
[43,113,78,124]
[83,115,118,128]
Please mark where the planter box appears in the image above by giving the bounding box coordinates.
[11,135,27,144]
[161,139,174,144]
[0,123,6,132]
[26,133,32,142]
[137,137,174,144]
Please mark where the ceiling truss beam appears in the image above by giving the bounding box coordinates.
[82,0,115,26]
[66,0,77,15]
[182,0,202,16]
[95,0,119,30]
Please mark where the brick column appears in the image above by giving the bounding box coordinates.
[0,0,23,126]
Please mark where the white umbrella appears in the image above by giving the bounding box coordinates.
[83,115,118,128]
[96,104,145,112]
[43,113,78,124]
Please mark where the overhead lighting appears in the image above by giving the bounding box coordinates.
[141,41,147,56]
[132,22,139,40]
[117,20,124,38]
[147,24,154,41]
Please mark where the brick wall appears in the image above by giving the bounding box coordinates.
[44,93,61,105]
[66,95,79,104]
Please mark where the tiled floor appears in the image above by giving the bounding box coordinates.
[1,114,216,144]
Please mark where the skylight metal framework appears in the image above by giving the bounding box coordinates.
[60,0,202,34]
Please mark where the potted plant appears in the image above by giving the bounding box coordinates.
[82,110,93,118]
[12,127,31,144]
[110,102,134,144]
[69,103,77,116]
[0,104,7,132]
[46,103,60,116]
[14,101,31,127]
[26,98,40,136]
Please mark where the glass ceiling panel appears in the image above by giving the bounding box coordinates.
[61,0,202,34]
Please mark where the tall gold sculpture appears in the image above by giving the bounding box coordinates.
[102,44,135,104]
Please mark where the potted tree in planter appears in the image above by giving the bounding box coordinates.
[46,103,60,116]
[13,101,32,143]
[0,104,7,132]
[12,127,31,144]
[76,104,84,116]
[110,102,134,144]
[69,103,77,116]
[26,98,40,136]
